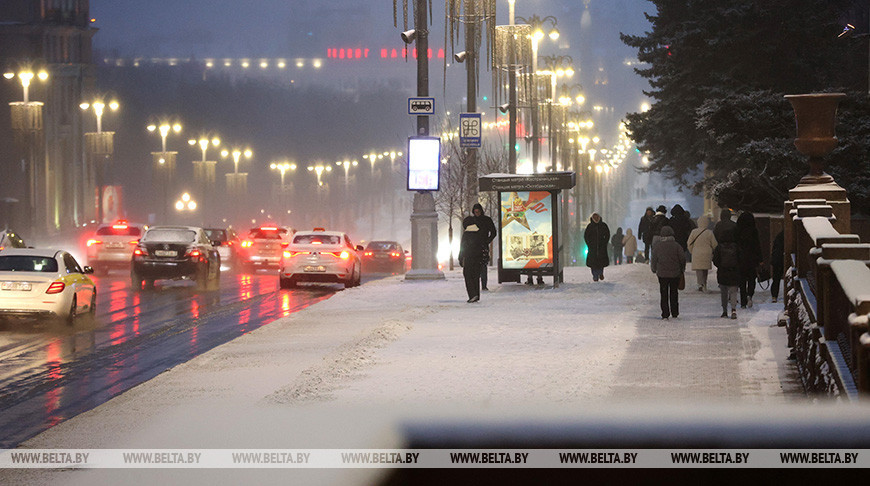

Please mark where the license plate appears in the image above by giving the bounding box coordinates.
[303,265,326,272]
[1,281,32,291]
[106,242,124,249]
[155,250,177,257]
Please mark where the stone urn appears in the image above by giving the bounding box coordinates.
[784,93,846,185]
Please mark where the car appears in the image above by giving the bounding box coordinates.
[0,229,27,251]
[85,220,146,275]
[279,228,363,289]
[130,226,220,291]
[238,226,294,271]
[0,248,96,325]
[362,241,407,274]
[204,227,240,269]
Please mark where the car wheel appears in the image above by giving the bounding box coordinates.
[207,265,221,291]
[131,268,144,291]
[65,296,77,326]
[344,267,355,289]
[196,264,209,290]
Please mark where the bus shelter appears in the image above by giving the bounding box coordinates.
[479,172,576,288]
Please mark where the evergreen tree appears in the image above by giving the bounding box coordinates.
[621,0,870,213]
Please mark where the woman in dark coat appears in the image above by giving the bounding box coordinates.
[584,212,610,282]
[735,212,763,308]
[668,204,692,252]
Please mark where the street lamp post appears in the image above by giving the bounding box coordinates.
[174,192,197,225]
[147,121,182,222]
[307,164,332,226]
[516,14,559,173]
[189,135,220,223]
[494,11,531,174]
[270,161,296,221]
[220,147,252,226]
[81,99,119,224]
[4,69,48,234]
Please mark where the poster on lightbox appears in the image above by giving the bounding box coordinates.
[500,191,553,270]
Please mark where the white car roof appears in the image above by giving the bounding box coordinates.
[0,248,63,258]
[294,230,346,237]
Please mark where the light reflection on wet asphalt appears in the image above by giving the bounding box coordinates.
[0,269,372,448]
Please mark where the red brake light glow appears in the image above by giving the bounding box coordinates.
[241,240,253,248]
[281,242,289,248]
[87,239,101,247]
[129,240,139,245]
[133,247,145,256]
[364,251,373,256]
[260,227,277,231]
[312,241,322,245]
[46,281,65,294]
[112,224,128,230]
[188,249,201,258]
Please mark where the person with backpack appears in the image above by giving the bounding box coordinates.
[713,229,741,319]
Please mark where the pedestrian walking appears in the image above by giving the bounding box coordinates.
[649,205,670,262]
[622,228,638,264]
[713,208,736,243]
[668,204,692,252]
[735,212,762,308]
[458,207,491,303]
[611,227,624,265]
[584,212,610,282]
[469,203,497,291]
[637,207,654,262]
[770,230,784,303]
[687,215,717,292]
[650,226,686,320]
[713,229,741,319]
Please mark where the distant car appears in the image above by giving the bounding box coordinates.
[131,226,220,291]
[279,228,362,289]
[204,227,240,268]
[238,226,294,271]
[362,241,407,274]
[0,248,96,325]
[0,230,27,251]
[86,220,146,275]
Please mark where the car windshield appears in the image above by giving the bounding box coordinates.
[293,234,341,245]
[250,228,286,239]
[142,229,197,243]
[204,229,228,241]
[96,225,141,237]
[366,242,397,251]
[0,256,58,272]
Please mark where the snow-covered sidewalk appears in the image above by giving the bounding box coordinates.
[3,263,803,485]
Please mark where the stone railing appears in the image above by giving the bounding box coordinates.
[785,198,870,399]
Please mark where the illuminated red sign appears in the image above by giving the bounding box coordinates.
[327,47,445,60]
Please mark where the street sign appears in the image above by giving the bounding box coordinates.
[408,97,435,115]
[459,112,481,148]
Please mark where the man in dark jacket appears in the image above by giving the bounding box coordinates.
[735,212,762,308]
[713,229,741,319]
[470,203,498,290]
[637,207,654,262]
[713,208,736,243]
[668,204,692,252]
[458,206,492,303]
[584,212,610,282]
[650,226,686,320]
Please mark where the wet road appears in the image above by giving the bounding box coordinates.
[0,268,377,448]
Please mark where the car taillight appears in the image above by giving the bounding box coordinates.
[330,251,350,260]
[133,246,146,256]
[241,240,253,248]
[364,251,373,256]
[390,252,401,258]
[187,248,202,258]
[286,251,309,258]
[281,242,289,248]
[87,239,102,247]
[46,281,65,294]
[129,240,139,245]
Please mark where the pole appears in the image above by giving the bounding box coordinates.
[465,4,478,212]
[531,40,540,173]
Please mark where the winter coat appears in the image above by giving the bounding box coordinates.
[735,212,762,274]
[771,230,785,276]
[668,204,692,251]
[584,214,611,269]
[713,208,736,243]
[650,211,669,238]
[687,215,718,271]
[611,229,624,250]
[713,232,741,286]
[458,215,489,267]
[638,209,654,245]
[622,228,638,257]
[650,226,686,279]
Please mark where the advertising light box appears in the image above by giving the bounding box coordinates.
[407,136,440,191]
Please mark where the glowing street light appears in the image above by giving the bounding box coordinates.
[147,121,183,153]
[4,69,48,104]
[188,135,221,162]
[270,161,297,186]
[80,98,119,134]
[175,192,197,211]
[221,147,253,174]
[307,164,332,186]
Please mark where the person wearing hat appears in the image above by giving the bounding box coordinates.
[650,225,686,320]
[584,212,611,282]
[649,205,670,262]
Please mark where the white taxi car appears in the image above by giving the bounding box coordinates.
[279,228,362,289]
[86,220,146,275]
[0,248,96,325]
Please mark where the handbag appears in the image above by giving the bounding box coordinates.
[757,264,771,282]
[678,273,686,290]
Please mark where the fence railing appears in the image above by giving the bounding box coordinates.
[785,199,870,399]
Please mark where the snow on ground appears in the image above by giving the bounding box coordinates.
[1,263,805,485]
